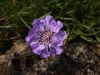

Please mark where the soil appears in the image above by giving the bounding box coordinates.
[0,31,100,75]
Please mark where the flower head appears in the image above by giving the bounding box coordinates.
[25,15,67,58]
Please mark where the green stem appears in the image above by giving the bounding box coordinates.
[18,13,31,30]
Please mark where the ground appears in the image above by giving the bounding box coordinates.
[0,36,100,75]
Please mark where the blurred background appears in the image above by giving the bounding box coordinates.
[0,0,100,75]
[0,0,100,43]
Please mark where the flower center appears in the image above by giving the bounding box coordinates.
[39,31,53,44]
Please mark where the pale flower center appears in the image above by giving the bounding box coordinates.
[39,31,53,44]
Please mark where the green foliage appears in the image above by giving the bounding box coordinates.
[0,0,100,43]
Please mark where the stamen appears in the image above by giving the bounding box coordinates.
[39,31,53,44]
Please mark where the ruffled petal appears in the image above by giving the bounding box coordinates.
[55,41,63,47]
[49,46,56,55]
[54,21,63,33]
[29,40,38,47]
[45,15,53,25]
[56,31,67,40]
[57,31,68,40]
[33,45,45,55]
[25,35,33,43]
[54,46,63,55]
[51,36,62,47]
[25,34,38,44]
[41,16,63,33]
[49,20,63,33]
[32,19,40,26]
[51,31,67,46]
[40,48,50,58]
[32,48,41,55]
[32,19,44,31]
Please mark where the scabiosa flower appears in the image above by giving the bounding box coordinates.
[25,15,67,58]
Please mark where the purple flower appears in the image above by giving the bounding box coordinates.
[25,15,67,58]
